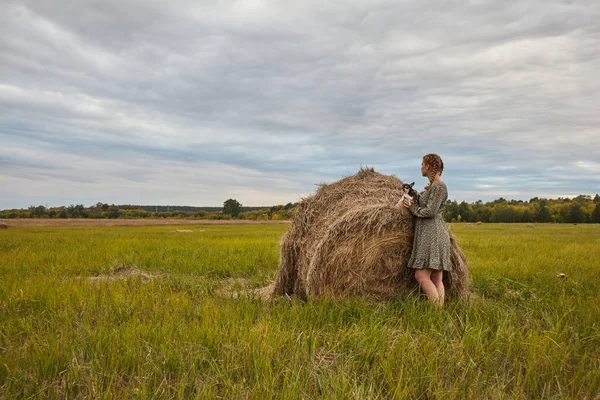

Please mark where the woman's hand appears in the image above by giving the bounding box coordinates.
[402,198,412,208]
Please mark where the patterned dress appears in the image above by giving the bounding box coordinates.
[407,181,452,271]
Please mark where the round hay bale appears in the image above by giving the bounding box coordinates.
[0,223,7,229]
[271,167,469,300]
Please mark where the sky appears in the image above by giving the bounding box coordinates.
[1,0,599,209]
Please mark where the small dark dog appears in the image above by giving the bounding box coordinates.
[401,182,419,201]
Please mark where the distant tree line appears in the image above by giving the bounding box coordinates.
[0,200,297,221]
[443,194,600,223]
[1,195,599,223]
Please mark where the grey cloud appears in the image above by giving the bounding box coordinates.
[1,0,599,208]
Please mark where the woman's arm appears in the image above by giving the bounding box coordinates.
[409,184,446,218]
[396,192,413,208]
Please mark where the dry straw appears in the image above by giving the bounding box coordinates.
[268,167,469,300]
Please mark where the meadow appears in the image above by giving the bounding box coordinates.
[0,223,599,399]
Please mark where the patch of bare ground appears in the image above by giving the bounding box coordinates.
[89,264,161,281]
[314,348,339,368]
[215,277,275,300]
[5,219,291,227]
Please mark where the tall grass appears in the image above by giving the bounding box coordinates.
[1,224,599,399]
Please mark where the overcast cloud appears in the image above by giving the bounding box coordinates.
[1,0,599,208]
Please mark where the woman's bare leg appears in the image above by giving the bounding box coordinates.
[431,270,445,306]
[414,269,440,304]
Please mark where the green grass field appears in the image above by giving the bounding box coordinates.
[1,223,599,399]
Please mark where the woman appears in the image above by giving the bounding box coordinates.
[401,153,452,306]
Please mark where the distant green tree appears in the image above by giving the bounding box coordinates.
[104,206,120,219]
[58,208,68,219]
[223,199,242,218]
[574,195,592,204]
[535,206,551,223]
[457,201,474,222]
[568,203,585,223]
[491,205,520,223]
[443,200,459,222]
[594,194,600,204]
[557,205,570,223]
[95,202,109,213]
[591,203,600,223]
[28,205,47,218]
[472,200,491,222]
[521,209,533,223]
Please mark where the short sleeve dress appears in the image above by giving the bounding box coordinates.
[407,181,452,271]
